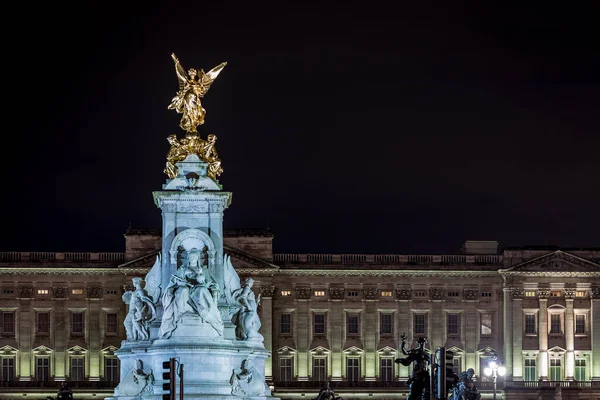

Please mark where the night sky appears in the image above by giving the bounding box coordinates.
[3,4,599,254]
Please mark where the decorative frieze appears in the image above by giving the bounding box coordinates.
[396,289,411,300]
[86,286,103,299]
[259,286,275,298]
[328,286,344,300]
[537,289,550,299]
[563,289,576,299]
[512,289,524,300]
[295,287,311,300]
[429,288,445,300]
[364,287,378,300]
[17,286,33,299]
[52,287,68,298]
[463,289,478,301]
[591,286,600,299]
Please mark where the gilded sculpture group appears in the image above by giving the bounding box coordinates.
[164,53,226,180]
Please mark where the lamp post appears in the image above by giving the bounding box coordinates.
[484,354,506,400]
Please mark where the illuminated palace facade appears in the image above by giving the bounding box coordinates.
[0,229,599,400]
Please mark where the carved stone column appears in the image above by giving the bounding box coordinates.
[564,288,575,381]
[503,286,514,379]
[328,286,344,381]
[260,285,275,381]
[591,286,600,381]
[295,287,311,380]
[538,289,550,380]
[364,288,378,380]
[512,288,524,380]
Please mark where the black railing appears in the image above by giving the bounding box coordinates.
[0,380,117,389]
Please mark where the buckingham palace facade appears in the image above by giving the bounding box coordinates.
[0,228,599,400]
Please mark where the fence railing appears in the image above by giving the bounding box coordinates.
[0,252,125,263]
[273,253,502,266]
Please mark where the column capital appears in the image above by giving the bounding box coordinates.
[590,286,600,299]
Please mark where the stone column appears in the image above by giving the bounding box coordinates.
[538,289,550,380]
[364,288,378,380]
[328,286,344,381]
[503,286,514,380]
[591,286,600,381]
[512,290,524,380]
[396,288,411,380]
[295,288,310,380]
[87,298,101,380]
[18,292,32,381]
[564,289,575,381]
[260,285,275,381]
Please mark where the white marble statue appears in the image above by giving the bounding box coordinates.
[159,248,223,338]
[117,359,154,396]
[122,277,157,341]
[230,358,269,397]
[223,255,263,341]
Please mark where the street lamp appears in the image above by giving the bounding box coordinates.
[484,354,506,400]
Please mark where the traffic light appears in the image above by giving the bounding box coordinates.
[162,357,176,400]
[436,347,458,400]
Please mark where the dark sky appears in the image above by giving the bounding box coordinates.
[2,3,599,254]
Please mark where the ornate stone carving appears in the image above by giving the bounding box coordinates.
[364,287,378,300]
[396,289,411,300]
[119,359,155,396]
[230,359,268,397]
[122,278,157,342]
[512,289,524,299]
[463,289,478,301]
[429,288,445,300]
[161,203,177,213]
[17,286,33,299]
[537,289,550,299]
[541,261,563,270]
[177,202,209,213]
[260,285,275,298]
[87,286,103,299]
[295,287,311,299]
[590,286,600,299]
[563,289,576,299]
[52,287,68,298]
[328,286,344,300]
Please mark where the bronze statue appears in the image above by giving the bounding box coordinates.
[451,368,480,400]
[395,333,430,400]
[168,53,226,134]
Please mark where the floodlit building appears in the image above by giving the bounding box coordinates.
[0,229,598,400]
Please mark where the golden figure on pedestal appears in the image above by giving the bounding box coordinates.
[165,54,226,180]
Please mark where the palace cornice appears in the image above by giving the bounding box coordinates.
[0,267,149,276]
[232,269,501,278]
[499,270,600,277]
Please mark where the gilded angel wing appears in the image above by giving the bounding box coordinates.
[171,53,189,90]
[222,253,241,306]
[144,254,162,304]
[199,62,227,96]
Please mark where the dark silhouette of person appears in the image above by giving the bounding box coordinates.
[395,333,430,400]
[57,381,73,400]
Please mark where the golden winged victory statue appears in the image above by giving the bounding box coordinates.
[165,53,227,181]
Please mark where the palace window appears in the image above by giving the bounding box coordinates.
[312,357,327,382]
[36,357,50,381]
[37,289,49,295]
[314,313,326,335]
[524,358,537,381]
[575,314,586,335]
[281,290,291,296]
[72,312,84,335]
[105,289,118,295]
[71,357,85,381]
[105,357,119,383]
[381,291,392,297]
[414,314,427,335]
[414,290,427,298]
[1,289,13,295]
[549,358,562,381]
[72,289,84,295]
[480,313,492,336]
[280,313,292,335]
[452,357,461,376]
[549,314,562,335]
[347,358,360,382]
[481,291,492,298]
[1,358,15,382]
[38,312,50,334]
[525,314,537,335]
[380,358,393,382]
[447,313,460,337]
[447,290,460,298]
[524,291,536,298]
[380,314,393,337]
[347,290,359,298]
[575,358,586,381]
[550,291,561,297]
[1,312,15,336]
[279,357,293,381]
[576,291,587,298]
[106,313,118,334]
[314,290,326,297]
[347,314,360,336]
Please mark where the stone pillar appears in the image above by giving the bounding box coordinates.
[18,294,32,381]
[53,300,67,380]
[364,298,377,380]
[328,286,344,381]
[396,288,411,380]
[503,286,514,380]
[512,290,524,380]
[260,286,275,381]
[591,286,600,381]
[564,289,575,381]
[463,292,478,368]
[88,300,101,380]
[538,290,550,380]
[296,290,310,380]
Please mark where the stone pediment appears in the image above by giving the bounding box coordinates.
[500,251,600,276]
